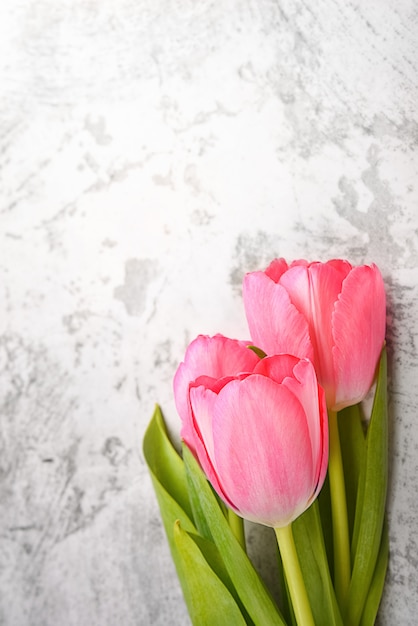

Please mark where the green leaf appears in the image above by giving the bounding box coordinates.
[173,521,248,626]
[345,348,388,626]
[247,345,267,359]
[359,519,389,626]
[183,444,287,626]
[317,472,334,580]
[143,407,253,624]
[184,452,218,542]
[338,403,366,542]
[292,501,343,626]
[143,404,193,520]
[143,406,198,604]
[186,531,253,623]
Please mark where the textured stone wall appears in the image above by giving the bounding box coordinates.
[1,1,417,624]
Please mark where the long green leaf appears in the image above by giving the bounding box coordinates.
[143,406,198,607]
[359,519,389,626]
[143,406,251,624]
[183,444,287,626]
[187,532,254,624]
[173,521,248,625]
[345,348,388,626]
[338,403,366,542]
[184,454,218,541]
[292,501,343,626]
[317,472,333,580]
[143,404,193,520]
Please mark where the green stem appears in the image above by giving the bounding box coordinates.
[275,524,315,626]
[227,508,246,551]
[328,409,351,609]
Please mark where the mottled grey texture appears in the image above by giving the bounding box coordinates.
[1,1,417,624]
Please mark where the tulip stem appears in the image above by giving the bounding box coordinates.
[328,409,351,610]
[227,508,246,552]
[275,524,315,626]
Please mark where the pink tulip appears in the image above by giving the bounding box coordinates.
[174,335,328,528]
[173,334,261,461]
[243,258,386,411]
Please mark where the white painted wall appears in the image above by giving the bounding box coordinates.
[1,1,417,624]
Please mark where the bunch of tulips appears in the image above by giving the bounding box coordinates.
[144,258,388,626]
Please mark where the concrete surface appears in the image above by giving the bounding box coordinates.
[1,1,417,624]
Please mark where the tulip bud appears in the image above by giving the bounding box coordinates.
[174,336,328,528]
[243,259,386,411]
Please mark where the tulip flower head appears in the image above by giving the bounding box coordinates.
[243,259,386,411]
[174,335,328,528]
[173,334,261,447]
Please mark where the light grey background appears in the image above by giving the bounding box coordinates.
[1,1,417,624]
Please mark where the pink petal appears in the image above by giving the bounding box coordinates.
[253,356,328,491]
[212,376,315,527]
[184,385,235,507]
[188,374,252,459]
[253,353,300,383]
[332,264,386,410]
[243,272,314,360]
[264,258,289,282]
[173,334,260,424]
[283,358,329,500]
[279,359,326,485]
[279,262,347,404]
[188,385,217,471]
[174,360,198,426]
[314,383,329,499]
[326,259,353,276]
